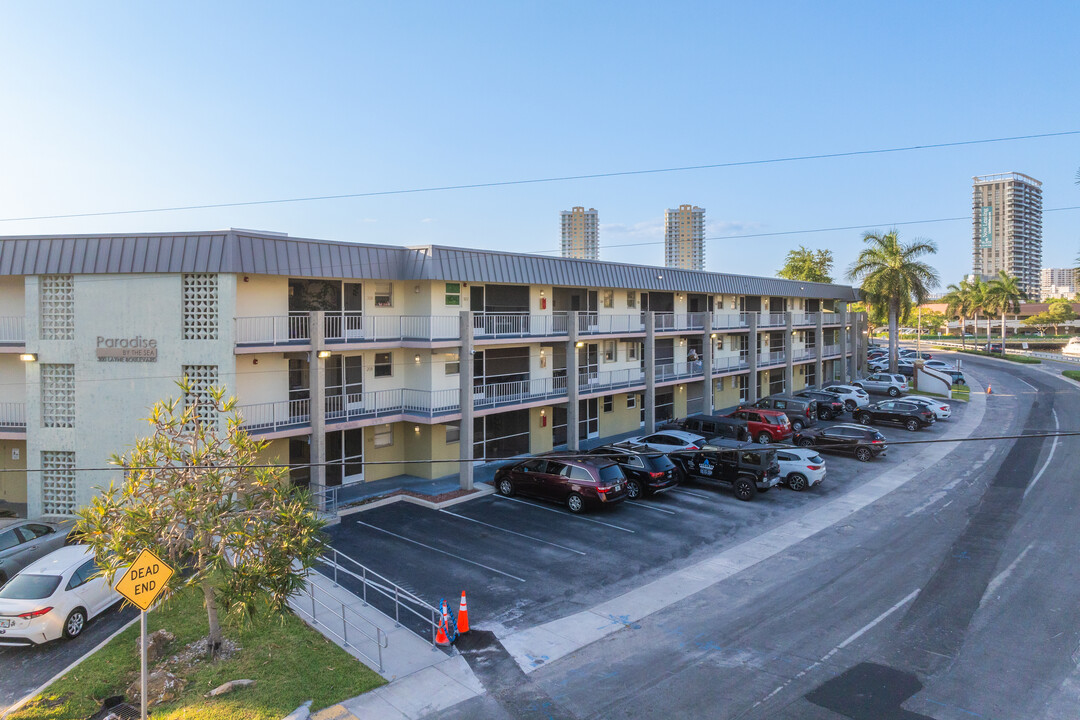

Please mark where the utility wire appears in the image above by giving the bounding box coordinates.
[1,131,1076,223]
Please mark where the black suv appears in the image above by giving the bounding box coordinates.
[793,424,888,462]
[587,443,680,499]
[751,396,818,432]
[671,440,781,501]
[662,415,751,442]
[856,400,935,432]
[793,390,846,420]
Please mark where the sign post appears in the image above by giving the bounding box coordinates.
[114,548,174,720]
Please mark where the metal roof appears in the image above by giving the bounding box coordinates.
[0,230,858,301]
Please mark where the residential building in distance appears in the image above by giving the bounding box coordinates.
[972,172,1043,299]
[1040,267,1077,301]
[560,207,599,260]
[0,230,864,517]
[664,205,705,271]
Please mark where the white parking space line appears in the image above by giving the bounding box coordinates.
[1024,407,1060,499]
[352,520,527,582]
[438,509,587,555]
[493,495,635,533]
[624,500,677,515]
[669,488,713,500]
[830,588,920,654]
[1016,377,1038,392]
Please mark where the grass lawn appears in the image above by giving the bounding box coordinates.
[1063,371,1080,382]
[950,349,1042,364]
[10,588,384,720]
[951,384,971,401]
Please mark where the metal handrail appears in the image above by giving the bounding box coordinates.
[290,571,388,671]
[321,546,442,648]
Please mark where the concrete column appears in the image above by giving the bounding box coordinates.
[310,311,327,509]
[747,313,759,404]
[458,311,474,490]
[838,308,849,383]
[702,312,714,415]
[851,312,862,379]
[644,312,656,432]
[814,312,824,389]
[784,311,794,394]
[566,311,580,451]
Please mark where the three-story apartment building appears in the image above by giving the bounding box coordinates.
[0,230,865,515]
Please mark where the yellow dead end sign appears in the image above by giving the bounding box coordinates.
[115,548,174,611]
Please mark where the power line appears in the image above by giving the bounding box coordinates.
[1,131,1077,224]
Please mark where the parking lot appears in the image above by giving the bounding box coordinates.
[327,392,969,641]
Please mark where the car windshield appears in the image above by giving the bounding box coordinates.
[598,465,624,483]
[647,455,675,470]
[0,574,62,600]
[874,432,887,441]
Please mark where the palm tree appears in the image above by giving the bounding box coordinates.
[968,276,989,346]
[847,230,939,373]
[941,279,974,350]
[986,271,1027,353]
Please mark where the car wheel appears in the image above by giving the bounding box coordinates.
[497,478,515,497]
[566,492,585,514]
[733,477,757,501]
[797,437,814,448]
[888,387,900,397]
[787,473,808,491]
[858,413,872,425]
[855,446,873,462]
[845,400,856,412]
[756,432,772,444]
[791,420,804,432]
[626,479,643,500]
[63,608,87,640]
[905,418,920,432]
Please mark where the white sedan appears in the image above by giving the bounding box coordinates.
[904,395,952,420]
[773,447,826,491]
[0,546,121,646]
[621,430,706,454]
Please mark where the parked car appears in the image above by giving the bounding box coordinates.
[984,343,1004,353]
[671,440,781,500]
[0,545,122,646]
[899,350,933,360]
[820,384,871,411]
[621,430,706,454]
[868,357,891,372]
[947,370,966,386]
[661,415,751,442]
[751,396,818,432]
[793,390,846,419]
[856,400,935,431]
[724,408,793,445]
[587,443,680,499]
[494,456,628,513]
[853,373,909,397]
[895,359,915,377]
[794,424,889,462]
[903,395,952,420]
[923,359,957,372]
[0,519,73,587]
[772,446,827,491]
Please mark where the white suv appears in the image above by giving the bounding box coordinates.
[821,384,870,411]
[854,373,909,397]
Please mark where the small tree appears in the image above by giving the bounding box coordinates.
[75,381,326,658]
[1047,299,1079,335]
[777,246,835,283]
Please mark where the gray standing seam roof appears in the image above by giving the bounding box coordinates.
[0,230,859,301]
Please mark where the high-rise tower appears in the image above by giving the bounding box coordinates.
[560,207,599,260]
[664,204,705,271]
[972,172,1042,298]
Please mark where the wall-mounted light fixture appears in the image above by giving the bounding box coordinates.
[317,350,332,359]
[540,289,545,297]
[414,285,421,294]
[19,353,37,362]
[575,341,585,348]
[414,353,421,364]
[414,425,421,433]
[710,333,717,339]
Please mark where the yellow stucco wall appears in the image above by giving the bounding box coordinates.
[364,423,404,481]
[410,422,462,480]
[530,407,554,454]
[714,375,744,411]
[599,393,641,436]
[0,439,26,504]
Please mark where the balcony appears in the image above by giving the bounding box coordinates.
[472,313,564,339]
[473,375,567,410]
[712,353,749,373]
[0,402,26,431]
[236,314,311,346]
[324,313,459,344]
[656,361,703,383]
[823,344,841,358]
[760,312,787,328]
[711,312,750,330]
[822,314,843,326]
[793,312,817,326]
[654,313,706,332]
[577,313,644,335]
[795,346,817,361]
[579,368,646,395]
[237,399,311,433]
[760,350,789,367]
[0,317,25,346]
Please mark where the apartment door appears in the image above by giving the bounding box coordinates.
[582,344,599,382]
[326,428,364,486]
[578,398,599,440]
[471,286,485,312]
[344,282,364,339]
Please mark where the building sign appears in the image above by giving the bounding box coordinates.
[96,336,158,362]
[979,205,993,248]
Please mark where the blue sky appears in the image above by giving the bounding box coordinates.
[1,1,1078,286]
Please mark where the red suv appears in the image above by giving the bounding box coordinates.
[494,456,628,513]
[725,408,793,444]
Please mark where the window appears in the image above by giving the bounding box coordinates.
[41,450,76,516]
[444,351,460,375]
[66,559,98,591]
[40,275,74,340]
[603,396,613,413]
[627,395,637,409]
[373,424,393,448]
[564,465,593,482]
[182,274,219,340]
[41,364,75,428]
[716,296,724,310]
[627,291,636,309]
[626,343,639,361]
[603,340,617,363]
[374,282,393,308]
[602,290,614,309]
[0,530,18,551]
[445,422,460,443]
[716,377,724,391]
[374,352,392,377]
[445,282,461,306]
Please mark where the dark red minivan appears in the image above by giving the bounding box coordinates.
[493,456,629,513]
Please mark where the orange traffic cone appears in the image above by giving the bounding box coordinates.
[457,591,470,634]
[435,601,452,646]
[987,385,992,395]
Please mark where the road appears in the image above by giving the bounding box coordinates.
[430,352,1080,719]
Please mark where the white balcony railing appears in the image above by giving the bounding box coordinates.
[235,314,311,345]
[472,313,561,339]
[712,355,749,373]
[579,367,646,394]
[760,312,787,327]
[823,313,842,325]
[655,361,703,382]
[325,389,404,422]
[823,344,841,357]
[0,402,26,429]
[654,313,707,332]
[473,375,567,410]
[795,312,818,326]
[324,313,404,344]
[577,313,645,335]
[400,316,460,341]
[237,399,310,433]
[711,312,749,329]
[0,317,25,344]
